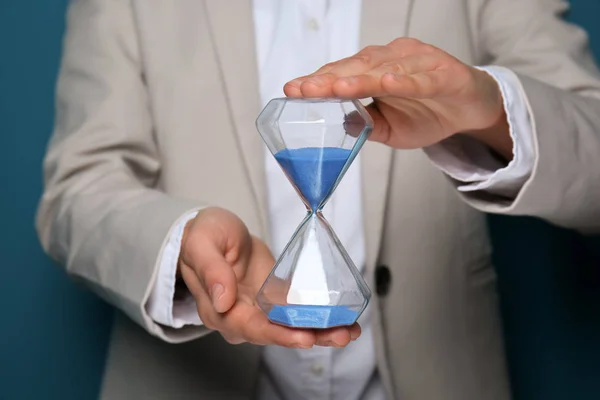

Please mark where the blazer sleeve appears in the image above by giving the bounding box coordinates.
[456,0,600,233]
[35,0,209,343]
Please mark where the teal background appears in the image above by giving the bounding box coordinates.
[0,1,598,399]
[0,1,114,399]
[489,2,600,399]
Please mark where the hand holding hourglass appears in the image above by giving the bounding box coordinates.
[178,207,361,348]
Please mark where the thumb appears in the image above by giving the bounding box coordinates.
[343,103,392,146]
[180,207,250,314]
[182,235,238,313]
[364,102,393,146]
[195,247,238,313]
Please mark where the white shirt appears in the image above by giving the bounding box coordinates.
[145,1,535,399]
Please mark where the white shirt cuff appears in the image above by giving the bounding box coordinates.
[145,209,203,328]
[424,65,536,198]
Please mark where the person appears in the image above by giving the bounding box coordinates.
[36,0,600,399]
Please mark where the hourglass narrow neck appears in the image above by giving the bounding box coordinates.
[274,147,351,212]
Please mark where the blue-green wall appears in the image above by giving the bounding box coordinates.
[0,1,113,399]
[489,2,600,399]
[0,1,598,399]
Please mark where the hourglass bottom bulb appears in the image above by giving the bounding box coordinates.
[267,304,359,329]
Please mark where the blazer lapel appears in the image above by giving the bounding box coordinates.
[359,0,414,270]
[203,0,270,239]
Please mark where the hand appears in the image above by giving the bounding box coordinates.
[178,207,361,348]
[284,38,512,160]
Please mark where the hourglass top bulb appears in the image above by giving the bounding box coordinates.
[257,98,373,211]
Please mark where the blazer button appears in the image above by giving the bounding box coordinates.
[375,265,391,296]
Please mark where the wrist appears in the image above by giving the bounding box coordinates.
[177,218,195,278]
[460,70,513,161]
[462,107,512,161]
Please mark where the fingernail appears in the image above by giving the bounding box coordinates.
[384,72,402,81]
[211,283,224,306]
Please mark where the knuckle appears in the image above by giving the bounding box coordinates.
[198,263,228,287]
[390,37,420,47]
[179,237,196,264]
[383,62,406,74]
[181,232,209,267]
[317,61,337,73]
[184,223,203,243]
[350,53,373,66]
[197,262,216,279]
[319,72,337,81]
[360,44,379,54]
[420,43,439,54]
[362,45,379,52]
[352,45,384,66]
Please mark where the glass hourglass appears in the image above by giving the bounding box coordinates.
[256,98,373,329]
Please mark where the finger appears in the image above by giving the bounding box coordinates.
[198,252,237,313]
[331,54,443,99]
[327,45,401,76]
[186,239,238,313]
[228,305,317,348]
[179,214,243,314]
[284,38,434,97]
[343,108,373,138]
[181,265,308,349]
[315,37,432,77]
[179,262,204,300]
[366,99,439,148]
[180,264,221,330]
[348,323,362,341]
[363,102,393,146]
[283,72,338,98]
[284,44,407,97]
[288,46,396,95]
[326,40,437,83]
[314,323,361,347]
[288,57,345,87]
[312,45,393,76]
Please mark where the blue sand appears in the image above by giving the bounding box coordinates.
[274,147,351,211]
[268,305,359,329]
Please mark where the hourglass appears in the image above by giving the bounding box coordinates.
[256,98,373,329]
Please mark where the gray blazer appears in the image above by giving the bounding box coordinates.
[36,0,600,399]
